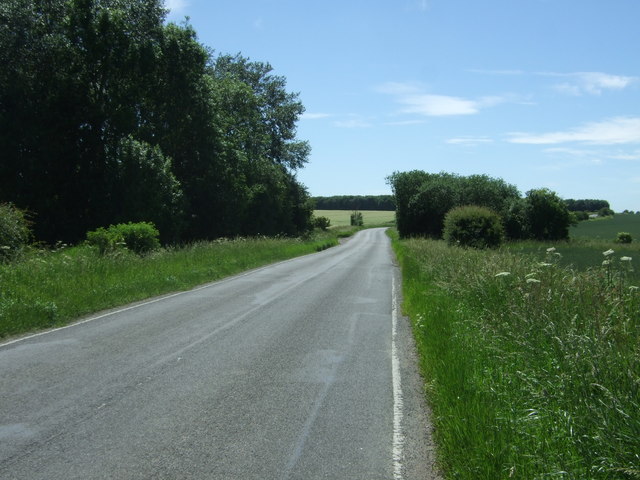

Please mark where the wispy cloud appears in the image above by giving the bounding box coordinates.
[541,71,636,95]
[302,113,332,120]
[446,136,494,145]
[470,69,636,95]
[378,82,510,117]
[509,117,640,145]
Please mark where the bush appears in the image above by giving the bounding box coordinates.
[86,222,160,255]
[0,203,32,262]
[312,216,331,231]
[443,205,504,249]
[598,207,615,217]
[350,210,363,226]
[615,232,633,244]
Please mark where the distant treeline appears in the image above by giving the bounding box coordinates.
[564,199,610,212]
[313,195,396,211]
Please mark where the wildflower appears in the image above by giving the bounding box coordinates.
[526,278,541,284]
[0,246,10,250]
[620,256,632,262]
[546,247,556,253]
[603,249,614,257]
[602,260,611,266]
[495,272,511,277]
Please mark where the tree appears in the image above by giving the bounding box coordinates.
[524,188,571,241]
[0,1,312,243]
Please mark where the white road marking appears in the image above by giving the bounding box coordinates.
[392,276,405,480]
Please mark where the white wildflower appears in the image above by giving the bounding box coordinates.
[620,256,632,262]
[602,260,611,266]
[603,249,614,257]
[526,278,541,284]
[546,247,556,253]
[495,272,511,277]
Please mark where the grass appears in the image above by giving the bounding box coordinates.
[0,229,356,339]
[314,209,395,227]
[391,230,640,479]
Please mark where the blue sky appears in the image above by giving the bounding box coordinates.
[165,0,640,211]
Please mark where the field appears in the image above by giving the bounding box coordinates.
[570,213,640,241]
[508,213,640,283]
[314,209,395,227]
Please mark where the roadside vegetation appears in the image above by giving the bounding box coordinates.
[386,176,639,478]
[0,227,357,340]
[392,231,639,479]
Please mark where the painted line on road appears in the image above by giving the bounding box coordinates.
[392,276,405,480]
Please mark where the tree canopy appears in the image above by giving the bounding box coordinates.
[387,170,572,241]
[0,0,312,244]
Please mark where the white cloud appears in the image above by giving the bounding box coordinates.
[508,117,640,145]
[401,94,479,116]
[542,71,637,95]
[378,82,512,117]
[446,136,494,145]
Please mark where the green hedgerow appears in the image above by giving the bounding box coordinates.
[86,222,160,255]
[443,205,504,249]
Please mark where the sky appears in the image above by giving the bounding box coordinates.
[164,0,640,211]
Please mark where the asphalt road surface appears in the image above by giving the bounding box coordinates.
[0,228,440,479]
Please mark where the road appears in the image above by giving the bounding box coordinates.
[0,228,440,479]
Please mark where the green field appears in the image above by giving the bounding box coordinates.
[314,209,395,227]
[570,213,640,240]
[507,213,640,282]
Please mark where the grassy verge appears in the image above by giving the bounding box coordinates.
[0,229,355,339]
[390,230,640,479]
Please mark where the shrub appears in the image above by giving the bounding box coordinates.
[350,210,363,226]
[0,203,32,262]
[598,207,615,217]
[312,216,331,231]
[443,205,504,249]
[615,232,633,244]
[87,222,160,255]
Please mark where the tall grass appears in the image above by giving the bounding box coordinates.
[0,232,346,339]
[391,231,640,479]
